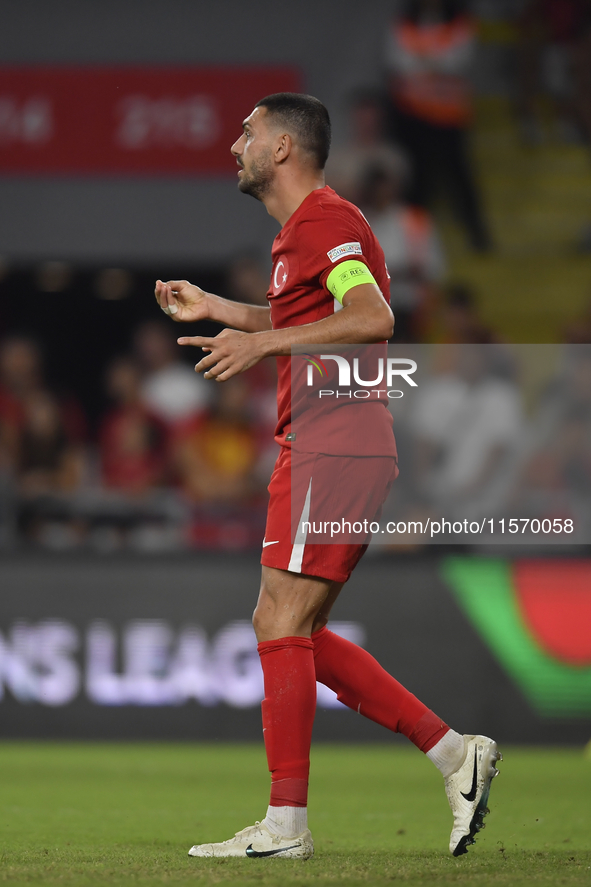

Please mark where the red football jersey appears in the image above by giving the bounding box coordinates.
[267,185,396,456]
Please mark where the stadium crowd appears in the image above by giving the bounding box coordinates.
[0,308,589,551]
[1,0,591,551]
[0,321,279,551]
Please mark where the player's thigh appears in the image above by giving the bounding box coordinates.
[253,566,338,640]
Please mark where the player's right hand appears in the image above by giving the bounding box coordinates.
[154,279,210,323]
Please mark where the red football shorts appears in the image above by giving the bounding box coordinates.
[261,447,398,583]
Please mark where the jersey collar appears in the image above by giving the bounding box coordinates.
[280,185,334,235]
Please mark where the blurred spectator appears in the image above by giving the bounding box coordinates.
[17,391,83,496]
[225,254,270,307]
[326,89,411,205]
[99,357,168,496]
[0,335,88,547]
[0,336,87,444]
[0,336,42,400]
[133,320,211,426]
[35,261,73,294]
[360,164,445,341]
[385,0,491,250]
[409,346,524,520]
[173,376,264,504]
[517,0,591,145]
[439,282,499,343]
[15,390,85,545]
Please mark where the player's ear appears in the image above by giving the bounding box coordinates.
[275,132,292,164]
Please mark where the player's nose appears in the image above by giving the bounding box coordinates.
[230,135,243,157]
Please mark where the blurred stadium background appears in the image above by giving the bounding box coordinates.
[0,0,590,752]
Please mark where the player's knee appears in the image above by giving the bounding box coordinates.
[252,597,311,641]
[252,595,274,638]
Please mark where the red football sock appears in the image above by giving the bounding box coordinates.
[257,636,316,807]
[312,627,448,752]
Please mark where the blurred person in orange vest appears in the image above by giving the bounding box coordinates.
[360,163,446,342]
[386,0,491,251]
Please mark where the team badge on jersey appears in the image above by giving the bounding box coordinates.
[327,242,362,263]
[272,255,290,295]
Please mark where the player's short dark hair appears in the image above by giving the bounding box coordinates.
[255,93,331,170]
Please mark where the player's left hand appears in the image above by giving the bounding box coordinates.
[177,328,267,381]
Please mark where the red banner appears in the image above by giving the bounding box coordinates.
[0,66,302,175]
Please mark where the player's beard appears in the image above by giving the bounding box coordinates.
[237,149,275,201]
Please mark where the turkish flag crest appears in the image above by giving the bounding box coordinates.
[272,255,289,296]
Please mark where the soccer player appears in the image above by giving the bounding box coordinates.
[154,93,501,860]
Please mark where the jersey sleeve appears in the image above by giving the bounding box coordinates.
[296,206,378,304]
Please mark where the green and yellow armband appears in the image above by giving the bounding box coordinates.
[326,260,377,305]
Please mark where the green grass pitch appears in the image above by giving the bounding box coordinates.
[0,742,589,885]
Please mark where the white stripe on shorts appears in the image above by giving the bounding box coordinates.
[288,477,312,573]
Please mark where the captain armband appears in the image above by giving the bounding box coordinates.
[326,260,377,305]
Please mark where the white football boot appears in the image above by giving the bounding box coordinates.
[188,821,314,859]
[444,734,502,857]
